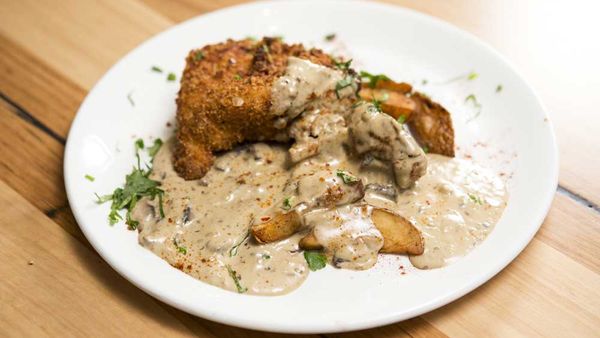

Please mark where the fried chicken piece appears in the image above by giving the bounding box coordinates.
[174,38,335,180]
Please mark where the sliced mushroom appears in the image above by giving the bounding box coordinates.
[298,230,323,250]
[371,208,424,255]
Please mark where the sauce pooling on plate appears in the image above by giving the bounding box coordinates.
[132,57,507,295]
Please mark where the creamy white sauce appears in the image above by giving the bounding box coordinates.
[132,58,507,295]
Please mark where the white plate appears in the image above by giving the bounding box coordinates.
[64,0,558,333]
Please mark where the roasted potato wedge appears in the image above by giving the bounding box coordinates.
[359,79,455,157]
[252,210,302,243]
[371,208,424,255]
[299,230,323,250]
[409,92,455,157]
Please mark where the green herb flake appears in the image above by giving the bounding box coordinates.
[246,35,257,41]
[167,73,177,81]
[127,91,135,106]
[333,58,352,71]
[422,79,428,85]
[467,72,479,80]
[226,265,247,293]
[397,115,407,124]
[496,84,503,93]
[304,251,327,271]
[422,145,430,153]
[147,138,163,159]
[95,139,165,230]
[335,76,356,98]
[229,231,250,257]
[282,196,293,210]
[359,71,391,88]
[325,33,336,41]
[234,73,242,80]
[468,193,484,205]
[465,94,483,122]
[263,254,271,260]
[336,169,360,185]
[194,51,204,61]
[151,66,163,73]
[173,238,187,254]
[371,99,382,112]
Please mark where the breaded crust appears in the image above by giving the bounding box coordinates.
[174,38,334,180]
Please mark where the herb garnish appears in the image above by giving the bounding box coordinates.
[333,58,352,71]
[336,169,359,184]
[229,231,250,257]
[173,238,187,254]
[304,251,327,271]
[234,74,242,80]
[167,73,176,81]
[496,84,503,93]
[422,79,428,85]
[282,196,293,210]
[422,145,430,153]
[85,174,95,182]
[397,115,407,124]
[359,71,391,88]
[95,139,164,229]
[151,66,163,73]
[246,35,257,41]
[467,72,479,80]
[468,193,484,205]
[194,51,204,61]
[325,33,336,41]
[335,76,356,98]
[127,91,135,106]
[371,99,383,112]
[465,94,482,122]
[147,139,163,158]
[262,254,271,259]
[226,265,247,293]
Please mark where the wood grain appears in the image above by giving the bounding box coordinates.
[0,0,599,336]
[0,181,202,338]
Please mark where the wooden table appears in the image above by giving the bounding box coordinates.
[1,0,598,336]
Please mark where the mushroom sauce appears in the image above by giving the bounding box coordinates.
[132,58,507,295]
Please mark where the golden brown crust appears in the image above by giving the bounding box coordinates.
[174,38,334,179]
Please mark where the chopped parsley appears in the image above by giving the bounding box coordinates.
[229,231,250,257]
[465,94,482,122]
[173,238,187,254]
[496,84,503,93]
[359,71,391,88]
[85,174,95,182]
[147,139,163,158]
[325,33,336,41]
[336,169,359,185]
[167,73,177,81]
[127,91,135,106]
[335,76,356,98]
[422,145,430,153]
[422,79,428,85]
[468,193,484,205]
[262,254,271,259]
[371,99,383,112]
[282,196,293,210]
[467,72,479,80]
[151,66,163,73]
[333,58,352,71]
[194,50,204,61]
[95,139,164,229]
[234,73,242,80]
[226,265,247,293]
[397,115,407,124]
[304,251,327,271]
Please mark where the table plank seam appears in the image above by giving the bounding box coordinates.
[0,91,66,145]
[557,185,600,213]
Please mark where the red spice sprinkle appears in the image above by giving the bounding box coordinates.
[166,122,172,127]
[261,216,271,222]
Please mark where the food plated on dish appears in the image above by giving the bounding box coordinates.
[96,37,507,295]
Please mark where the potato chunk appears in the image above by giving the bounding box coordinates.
[371,208,424,255]
[251,211,302,243]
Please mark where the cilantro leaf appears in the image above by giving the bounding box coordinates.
[85,174,95,182]
[468,193,484,205]
[229,231,249,257]
[167,73,176,81]
[194,51,204,61]
[397,115,407,124]
[147,138,163,159]
[151,66,163,73]
[304,251,327,271]
[325,33,336,41]
[282,196,293,210]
